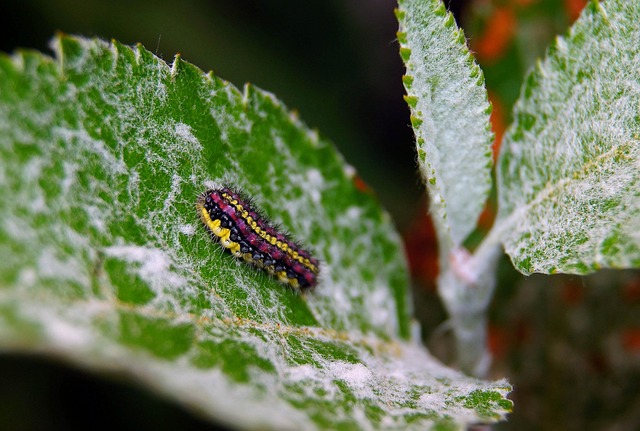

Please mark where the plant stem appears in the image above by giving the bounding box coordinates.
[436,224,504,376]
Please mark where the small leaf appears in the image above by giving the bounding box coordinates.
[0,35,511,429]
[497,0,640,274]
[397,0,494,247]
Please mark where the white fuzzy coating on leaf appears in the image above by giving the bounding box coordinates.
[0,294,512,430]
[0,35,511,429]
[497,0,640,274]
[397,0,494,246]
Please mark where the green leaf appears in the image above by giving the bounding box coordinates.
[396,0,494,247]
[497,0,640,275]
[0,35,511,429]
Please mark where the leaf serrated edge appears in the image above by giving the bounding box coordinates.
[396,0,494,249]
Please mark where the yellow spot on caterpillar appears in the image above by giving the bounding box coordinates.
[229,243,241,256]
[288,278,300,288]
[277,271,288,283]
[200,207,212,222]
[216,227,230,238]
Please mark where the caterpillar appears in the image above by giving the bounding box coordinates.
[196,187,319,289]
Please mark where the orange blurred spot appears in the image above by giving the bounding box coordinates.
[621,328,640,353]
[488,324,508,359]
[352,175,372,194]
[622,277,640,302]
[488,92,506,161]
[476,201,496,232]
[564,0,588,22]
[473,7,516,63]
[403,202,439,285]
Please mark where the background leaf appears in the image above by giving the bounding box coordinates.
[396,0,494,247]
[0,35,511,429]
[497,0,640,275]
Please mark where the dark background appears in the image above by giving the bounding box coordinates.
[2,1,640,430]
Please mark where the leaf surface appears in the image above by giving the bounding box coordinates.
[397,0,494,246]
[497,0,640,274]
[0,35,511,429]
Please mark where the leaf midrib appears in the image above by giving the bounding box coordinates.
[500,141,633,228]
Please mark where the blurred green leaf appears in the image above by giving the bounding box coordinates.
[0,35,511,429]
[497,0,640,275]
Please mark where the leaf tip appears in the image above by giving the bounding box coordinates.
[444,10,455,25]
[469,64,479,79]
[401,74,414,88]
[454,28,467,46]
[53,30,67,42]
[135,43,156,65]
[436,2,448,17]
[396,30,407,45]
[110,38,129,56]
[484,100,493,116]
[399,47,411,63]
[54,34,85,69]
[171,54,182,77]
[417,148,426,162]
[403,94,418,108]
